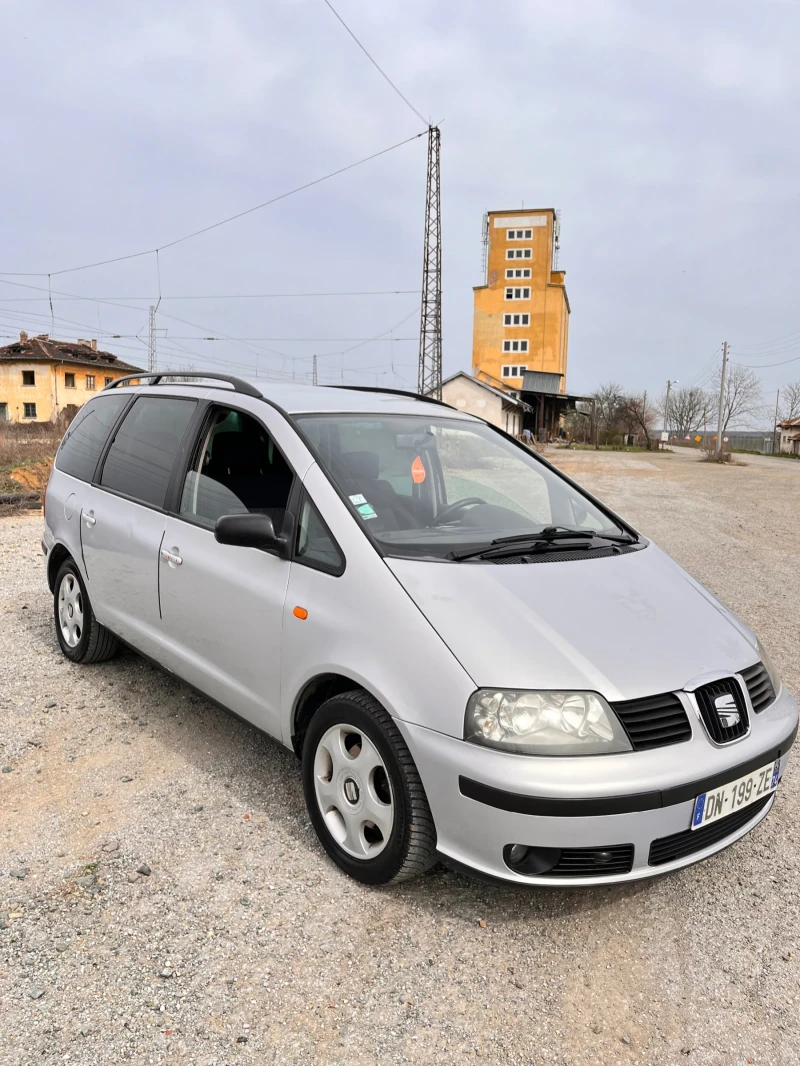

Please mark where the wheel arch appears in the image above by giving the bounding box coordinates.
[290,672,369,756]
[47,542,73,592]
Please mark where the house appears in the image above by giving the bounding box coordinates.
[439,371,531,436]
[0,332,143,424]
[778,418,800,456]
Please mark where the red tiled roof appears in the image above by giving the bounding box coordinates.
[0,333,143,373]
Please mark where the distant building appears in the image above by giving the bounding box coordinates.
[778,418,800,455]
[472,209,570,393]
[439,371,530,436]
[0,332,143,424]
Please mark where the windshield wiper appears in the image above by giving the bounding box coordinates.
[448,526,636,562]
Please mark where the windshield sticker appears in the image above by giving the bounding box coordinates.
[349,493,367,505]
[356,501,377,521]
[411,456,426,484]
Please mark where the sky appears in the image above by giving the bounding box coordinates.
[2,0,800,419]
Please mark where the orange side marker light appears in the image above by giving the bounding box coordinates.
[293,606,308,620]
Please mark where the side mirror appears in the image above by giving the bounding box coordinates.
[214,513,286,554]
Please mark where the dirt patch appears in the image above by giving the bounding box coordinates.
[8,458,53,495]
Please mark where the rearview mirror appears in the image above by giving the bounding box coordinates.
[215,513,283,552]
[395,431,436,450]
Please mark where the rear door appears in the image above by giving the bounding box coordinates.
[157,402,301,737]
[81,394,198,655]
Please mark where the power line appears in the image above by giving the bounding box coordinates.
[732,352,800,369]
[321,0,428,125]
[0,131,426,278]
[0,290,420,303]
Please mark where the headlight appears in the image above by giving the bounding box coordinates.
[465,690,633,756]
[757,638,782,697]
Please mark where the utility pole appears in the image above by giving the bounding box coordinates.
[418,126,442,398]
[148,305,157,374]
[772,388,780,454]
[312,353,318,386]
[714,341,729,458]
[663,379,678,440]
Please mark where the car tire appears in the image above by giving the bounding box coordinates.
[53,558,119,664]
[302,690,437,885]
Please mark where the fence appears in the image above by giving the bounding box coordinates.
[666,431,777,455]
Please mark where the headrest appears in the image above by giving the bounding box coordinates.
[341,451,379,480]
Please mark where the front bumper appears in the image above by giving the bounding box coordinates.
[396,685,798,886]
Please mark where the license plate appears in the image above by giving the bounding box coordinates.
[692,759,780,830]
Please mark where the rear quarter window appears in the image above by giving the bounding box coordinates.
[55,395,130,482]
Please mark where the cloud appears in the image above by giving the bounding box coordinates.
[1,0,799,399]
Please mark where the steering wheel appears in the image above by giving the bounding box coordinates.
[432,497,486,525]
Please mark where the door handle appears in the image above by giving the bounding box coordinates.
[160,547,183,566]
[83,511,96,527]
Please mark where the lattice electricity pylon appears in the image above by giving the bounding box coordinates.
[417,126,442,398]
[148,305,157,373]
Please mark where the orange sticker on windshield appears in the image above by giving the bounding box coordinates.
[411,456,426,484]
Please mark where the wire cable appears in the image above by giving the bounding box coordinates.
[321,0,428,125]
[0,131,426,278]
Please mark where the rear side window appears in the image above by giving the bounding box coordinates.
[101,397,196,508]
[56,395,129,482]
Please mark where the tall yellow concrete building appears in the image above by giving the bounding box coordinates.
[472,208,569,395]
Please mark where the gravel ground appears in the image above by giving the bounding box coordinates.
[1,447,799,1066]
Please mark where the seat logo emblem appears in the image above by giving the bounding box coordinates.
[714,692,740,728]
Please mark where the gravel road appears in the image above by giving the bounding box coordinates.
[2,447,799,1066]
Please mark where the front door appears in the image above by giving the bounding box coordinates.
[81,394,198,655]
[157,404,295,737]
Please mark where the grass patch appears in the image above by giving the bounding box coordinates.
[561,444,671,453]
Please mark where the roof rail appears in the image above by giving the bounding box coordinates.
[330,385,454,410]
[103,371,262,398]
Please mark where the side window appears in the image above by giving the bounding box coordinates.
[101,397,196,508]
[55,394,129,482]
[179,406,294,531]
[295,495,344,575]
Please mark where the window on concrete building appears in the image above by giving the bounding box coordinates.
[64,373,76,388]
[503,313,530,326]
[0,403,7,421]
[85,375,96,391]
[504,287,531,301]
[23,402,37,418]
[104,377,113,387]
[505,268,531,279]
[22,370,35,386]
[507,228,533,240]
[501,365,527,379]
[506,248,532,260]
[502,341,529,353]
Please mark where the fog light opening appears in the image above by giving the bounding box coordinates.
[503,843,562,876]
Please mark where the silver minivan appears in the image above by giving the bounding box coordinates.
[43,374,797,886]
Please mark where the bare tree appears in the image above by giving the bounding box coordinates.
[714,364,764,431]
[659,386,708,436]
[591,382,626,444]
[779,380,800,422]
[618,392,656,447]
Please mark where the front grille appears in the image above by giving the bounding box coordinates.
[648,794,771,866]
[492,545,639,565]
[611,692,692,751]
[740,662,776,714]
[542,844,634,878]
[694,678,749,743]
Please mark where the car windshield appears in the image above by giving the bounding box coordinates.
[296,413,628,559]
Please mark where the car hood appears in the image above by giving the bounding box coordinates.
[387,544,759,701]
